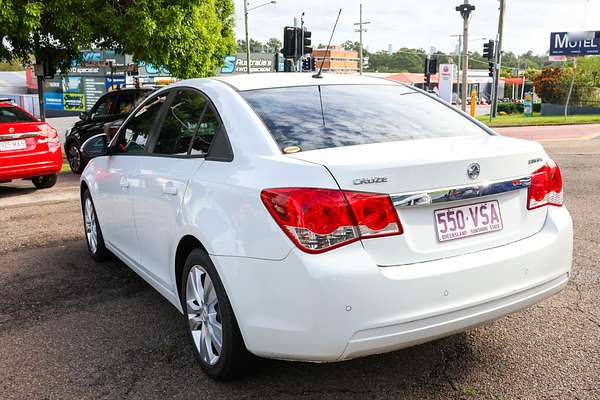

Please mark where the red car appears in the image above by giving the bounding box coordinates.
[0,101,62,189]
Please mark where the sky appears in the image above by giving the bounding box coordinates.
[233,0,600,55]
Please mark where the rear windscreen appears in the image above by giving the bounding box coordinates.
[0,106,37,123]
[241,85,488,152]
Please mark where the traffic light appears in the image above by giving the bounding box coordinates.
[483,40,495,61]
[310,57,317,71]
[283,27,298,58]
[423,57,437,77]
[488,62,495,77]
[428,58,437,75]
[303,30,312,55]
[42,62,56,79]
[301,58,310,72]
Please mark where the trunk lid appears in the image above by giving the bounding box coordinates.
[288,135,550,266]
[0,122,51,153]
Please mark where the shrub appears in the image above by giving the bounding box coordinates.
[497,102,524,114]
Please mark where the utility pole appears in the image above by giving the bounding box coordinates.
[354,4,371,75]
[456,1,475,112]
[243,1,277,74]
[244,1,250,74]
[491,0,505,117]
[450,34,462,104]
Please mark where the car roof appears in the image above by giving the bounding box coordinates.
[210,73,404,92]
[107,87,152,94]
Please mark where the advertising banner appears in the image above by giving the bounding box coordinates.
[63,93,85,111]
[438,64,454,104]
[220,54,276,74]
[550,31,600,56]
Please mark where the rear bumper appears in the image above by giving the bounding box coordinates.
[0,144,62,181]
[213,206,573,362]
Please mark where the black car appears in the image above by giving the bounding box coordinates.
[64,88,152,173]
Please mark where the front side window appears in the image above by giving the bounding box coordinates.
[113,95,166,155]
[241,85,489,152]
[91,95,116,119]
[0,106,37,123]
[152,90,207,156]
[114,93,136,115]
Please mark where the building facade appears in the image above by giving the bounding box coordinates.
[312,46,359,74]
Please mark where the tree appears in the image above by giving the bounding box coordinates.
[533,67,567,104]
[0,0,236,78]
[236,38,265,53]
[266,38,282,53]
[341,40,367,55]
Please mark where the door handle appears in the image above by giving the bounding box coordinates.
[162,181,177,195]
[120,176,129,188]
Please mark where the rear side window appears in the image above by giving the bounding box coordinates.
[0,106,36,123]
[241,85,488,152]
[189,106,220,156]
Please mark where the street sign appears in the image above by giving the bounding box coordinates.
[549,55,567,62]
[438,64,454,104]
[550,31,600,56]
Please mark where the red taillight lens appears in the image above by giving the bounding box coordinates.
[38,128,60,144]
[261,188,402,253]
[344,191,403,237]
[527,160,563,210]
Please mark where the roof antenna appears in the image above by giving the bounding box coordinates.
[312,8,342,79]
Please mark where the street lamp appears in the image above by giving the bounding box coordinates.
[243,0,277,74]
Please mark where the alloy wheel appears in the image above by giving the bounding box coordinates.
[84,198,98,253]
[68,144,81,172]
[186,265,223,366]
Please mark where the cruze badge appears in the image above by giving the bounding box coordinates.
[467,163,480,180]
[353,176,388,185]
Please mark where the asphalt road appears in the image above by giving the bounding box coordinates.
[1,140,599,400]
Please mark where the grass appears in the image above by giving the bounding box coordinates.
[476,113,600,127]
[60,162,71,173]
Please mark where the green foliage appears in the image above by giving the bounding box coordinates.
[533,65,599,106]
[341,40,366,54]
[0,60,25,71]
[366,48,452,73]
[502,50,554,70]
[266,38,282,53]
[0,0,236,78]
[237,38,265,53]
[497,102,524,114]
[533,67,567,104]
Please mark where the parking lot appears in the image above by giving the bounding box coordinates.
[1,139,598,400]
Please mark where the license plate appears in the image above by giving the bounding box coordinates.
[0,139,27,151]
[434,200,503,242]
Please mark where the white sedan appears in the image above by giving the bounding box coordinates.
[79,73,572,380]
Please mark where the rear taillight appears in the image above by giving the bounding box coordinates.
[527,160,563,210]
[38,128,60,144]
[261,188,402,253]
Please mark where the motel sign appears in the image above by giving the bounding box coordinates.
[550,31,600,56]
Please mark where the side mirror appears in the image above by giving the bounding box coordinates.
[79,111,88,120]
[81,134,109,159]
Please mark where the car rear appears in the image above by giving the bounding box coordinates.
[0,103,62,183]
[219,80,573,361]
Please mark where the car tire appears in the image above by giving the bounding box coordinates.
[67,141,85,174]
[181,249,251,380]
[31,174,58,189]
[82,190,109,261]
